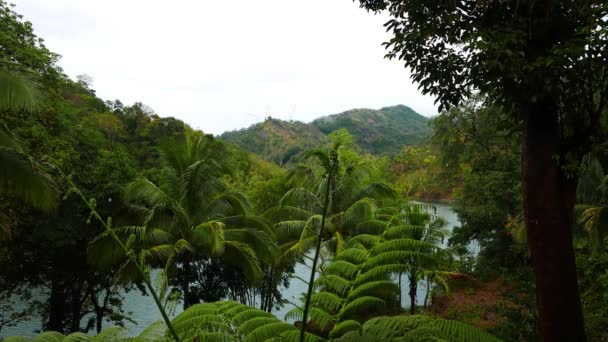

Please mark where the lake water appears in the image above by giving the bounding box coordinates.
[0,202,473,338]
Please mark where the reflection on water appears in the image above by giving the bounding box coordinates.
[1,202,473,338]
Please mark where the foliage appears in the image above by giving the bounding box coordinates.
[357,0,608,338]
[220,117,328,166]
[7,300,500,342]
[312,105,430,156]
[335,315,500,342]
[390,145,454,200]
[92,133,276,310]
[220,105,430,165]
[431,100,524,275]
[293,203,461,339]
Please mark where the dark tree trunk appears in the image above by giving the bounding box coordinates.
[408,273,416,315]
[522,99,586,341]
[69,279,83,332]
[398,273,402,309]
[182,256,194,309]
[47,275,68,333]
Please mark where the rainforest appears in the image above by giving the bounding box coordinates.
[1,1,608,341]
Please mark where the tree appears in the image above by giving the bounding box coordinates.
[431,100,525,271]
[356,0,608,339]
[384,204,451,314]
[278,143,396,259]
[0,63,57,238]
[120,133,276,309]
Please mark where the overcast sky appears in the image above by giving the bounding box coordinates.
[13,0,438,134]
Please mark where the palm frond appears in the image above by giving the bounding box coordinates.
[222,241,262,283]
[223,228,277,264]
[0,146,57,211]
[279,187,322,210]
[191,221,225,255]
[0,63,41,112]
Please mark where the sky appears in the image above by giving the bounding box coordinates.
[13,0,438,134]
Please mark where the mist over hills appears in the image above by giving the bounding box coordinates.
[219,105,431,165]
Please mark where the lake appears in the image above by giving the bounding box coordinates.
[0,202,474,338]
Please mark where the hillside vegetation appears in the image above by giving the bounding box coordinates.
[219,105,431,164]
[312,105,430,155]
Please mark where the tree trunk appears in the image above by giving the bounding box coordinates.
[522,99,586,341]
[47,275,67,333]
[182,257,193,310]
[69,279,82,332]
[408,273,416,315]
[398,273,402,309]
[424,276,431,308]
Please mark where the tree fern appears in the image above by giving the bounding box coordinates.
[335,315,501,342]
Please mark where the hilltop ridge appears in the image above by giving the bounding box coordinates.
[219,105,431,165]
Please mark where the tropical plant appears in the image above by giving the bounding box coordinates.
[356,0,608,338]
[377,203,453,314]
[291,206,461,339]
[287,234,399,339]
[113,133,276,309]
[0,61,56,238]
[277,143,395,260]
[334,315,501,342]
[5,300,500,342]
[0,59,41,112]
[56,170,180,341]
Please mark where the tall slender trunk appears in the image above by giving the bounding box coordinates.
[408,273,416,315]
[182,256,193,310]
[69,279,82,332]
[398,273,402,309]
[299,152,337,342]
[423,277,430,308]
[522,99,585,341]
[47,273,67,333]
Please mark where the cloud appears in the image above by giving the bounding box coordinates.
[14,0,438,134]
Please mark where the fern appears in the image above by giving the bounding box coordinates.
[335,315,501,342]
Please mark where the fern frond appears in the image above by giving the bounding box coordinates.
[310,291,345,314]
[285,306,335,332]
[346,280,399,301]
[323,260,359,280]
[328,320,361,339]
[315,274,352,297]
[356,264,408,284]
[340,296,385,319]
[335,248,368,265]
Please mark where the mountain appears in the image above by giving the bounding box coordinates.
[219,118,328,166]
[312,105,430,155]
[219,105,431,164]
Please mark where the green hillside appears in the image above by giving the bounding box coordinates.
[219,117,328,165]
[312,105,431,155]
[219,105,431,163]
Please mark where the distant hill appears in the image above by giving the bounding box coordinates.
[219,105,430,164]
[312,105,430,155]
[220,118,328,166]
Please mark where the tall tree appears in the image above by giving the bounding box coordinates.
[356,0,608,339]
[120,133,276,309]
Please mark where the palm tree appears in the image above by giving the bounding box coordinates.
[122,133,276,309]
[0,62,56,238]
[275,144,396,260]
[378,203,455,314]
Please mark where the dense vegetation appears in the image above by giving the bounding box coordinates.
[2,0,608,341]
[219,105,430,165]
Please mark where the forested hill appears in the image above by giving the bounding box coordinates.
[312,105,431,155]
[219,105,431,164]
